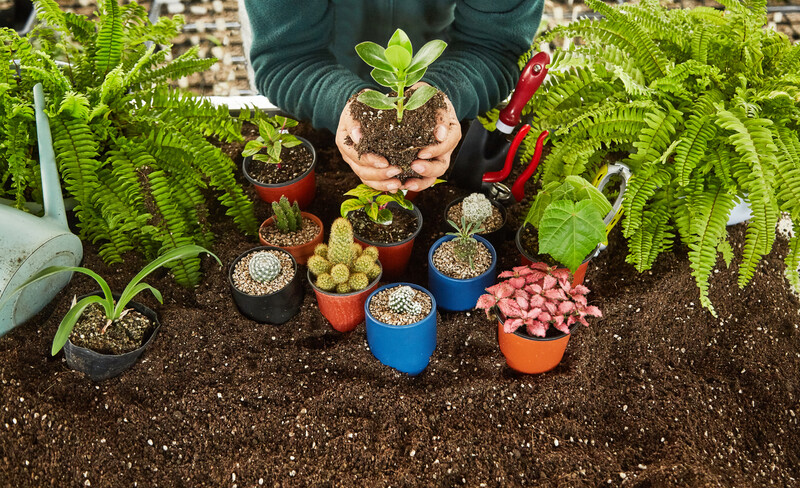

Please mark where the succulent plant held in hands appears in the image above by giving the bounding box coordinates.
[355,28,447,124]
[248,252,282,283]
[307,218,381,293]
[446,217,485,270]
[462,193,493,228]
[340,183,415,225]
[388,285,422,315]
[242,113,302,166]
[271,196,303,233]
[476,263,602,338]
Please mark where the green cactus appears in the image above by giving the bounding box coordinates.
[462,193,493,226]
[307,217,380,293]
[388,286,422,315]
[446,216,485,270]
[316,273,336,291]
[271,196,303,233]
[248,252,282,282]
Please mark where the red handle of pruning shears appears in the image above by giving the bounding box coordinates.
[495,52,550,134]
[511,130,549,203]
[482,125,531,183]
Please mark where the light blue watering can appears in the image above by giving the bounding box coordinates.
[0,83,83,337]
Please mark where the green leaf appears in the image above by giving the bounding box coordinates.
[385,45,412,71]
[404,86,438,111]
[52,295,107,356]
[376,208,393,224]
[388,29,413,55]
[257,120,279,141]
[340,199,365,217]
[371,68,400,89]
[273,115,298,128]
[355,42,393,71]
[269,141,282,161]
[242,140,264,157]
[407,39,447,73]
[404,69,426,87]
[253,154,275,164]
[344,184,383,200]
[357,90,397,111]
[365,203,380,222]
[538,200,606,272]
[282,137,302,148]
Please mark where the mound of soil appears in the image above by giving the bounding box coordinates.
[1,126,799,487]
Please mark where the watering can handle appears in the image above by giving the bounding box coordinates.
[33,83,68,227]
[592,163,631,239]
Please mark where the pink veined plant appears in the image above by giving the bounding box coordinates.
[476,263,602,338]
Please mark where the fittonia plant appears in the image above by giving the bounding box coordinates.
[355,28,446,124]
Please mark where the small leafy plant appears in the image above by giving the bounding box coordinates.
[0,245,220,355]
[241,113,302,166]
[355,28,446,124]
[307,218,381,293]
[446,217,485,270]
[271,196,303,233]
[476,263,602,338]
[523,176,612,272]
[340,184,415,225]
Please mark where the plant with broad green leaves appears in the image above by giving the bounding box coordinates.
[522,176,612,273]
[241,113,302,165]
[490,0,800,315]
[340,183,415,225]
[0,245,220,355]
[355,28,446,124]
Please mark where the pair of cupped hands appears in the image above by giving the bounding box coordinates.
[335,82,461,192]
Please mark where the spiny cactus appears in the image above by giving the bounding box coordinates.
[446,217,484,270]
[271,196,303,233]
[462,193,493,226]
[248,252,282,282]
[309,218,380,292]
[388,286,422,315]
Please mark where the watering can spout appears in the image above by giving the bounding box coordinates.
[33,83,68,229]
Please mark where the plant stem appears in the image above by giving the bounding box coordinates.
[396,81,406,124]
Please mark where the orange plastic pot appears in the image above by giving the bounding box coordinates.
[242,136,317,209]
[353,203,422,281]
[259,212,323,265]
[497,320,577,374]
[307,268,382,333]
[515,226,592,287]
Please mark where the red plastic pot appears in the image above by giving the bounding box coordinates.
[259,212,324,265]
[497,320,578,374]
[515,226,592,287]
[242,136,317,209]
[352,203,422,281]
[307,268,382,333]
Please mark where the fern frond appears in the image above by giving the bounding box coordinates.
[674,114,717,186]
[625,199,674,272]
[627,104,679,171]
[785,233,800,294]
[772,127,800,221]
[95,0,123,77]
[33,0,67,32]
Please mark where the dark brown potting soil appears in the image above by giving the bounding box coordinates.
[69,302,153,356]
[348,207,418,244]
[246,144,314,185]
[348,89,445,182]
[1,126,799,487]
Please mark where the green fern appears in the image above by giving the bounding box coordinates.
[499,0,800,312]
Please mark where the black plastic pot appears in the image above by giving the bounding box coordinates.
[63,292,161,382]
[229,246,304,324]
[442,195,508,249]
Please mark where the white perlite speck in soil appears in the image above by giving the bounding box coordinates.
[369,287,432,326]
[232,250,295,295]
[432,240,491,279]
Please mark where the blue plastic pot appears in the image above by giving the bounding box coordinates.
[427,235,497,312]
[365,283,437,376]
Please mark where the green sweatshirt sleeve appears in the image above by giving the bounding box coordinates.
[423,0,544,121]
[245,0,375,133]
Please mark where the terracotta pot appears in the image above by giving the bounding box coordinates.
[229,247,305,324]
[258,212,323,265]
[427,235,497,312]
[515,226,592,287]
[442,195,508,250]
[497,320,579,374]
[242,136,317,209]
[352,202,422,281]
[365,283,437,376]
[307,267,382,333]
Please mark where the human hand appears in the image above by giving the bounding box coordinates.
[335,95,403,192]
[402,82,461,192]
